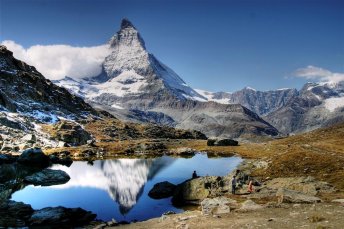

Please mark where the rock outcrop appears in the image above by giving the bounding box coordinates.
[18,148,50,168]
[172,176,227,205]
[29,206,96,227]
[148,181,176,199]
[24,169,70,186]
[51,121,92,146]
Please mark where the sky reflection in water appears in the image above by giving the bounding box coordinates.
[12,153,242,222]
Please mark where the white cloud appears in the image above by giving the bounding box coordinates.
[294,65,344,83]
[1,40,111,80]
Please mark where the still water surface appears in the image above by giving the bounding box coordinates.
[12,153,242,222]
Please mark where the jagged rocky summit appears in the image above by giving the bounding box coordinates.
[55,19,279,139]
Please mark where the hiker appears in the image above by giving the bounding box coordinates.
[247,179,254,193]
[231,175,237,194]
[192,170,198,179]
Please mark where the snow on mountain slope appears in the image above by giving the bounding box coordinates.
[194,89,231,104]
[56,18,206,103]
[324,97,344,112]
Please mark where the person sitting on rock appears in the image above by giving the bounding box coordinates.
[247,179,254,193]
[192,170,198,179]
[231,175,237,194]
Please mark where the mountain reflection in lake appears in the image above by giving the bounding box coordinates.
[12,153,242,222]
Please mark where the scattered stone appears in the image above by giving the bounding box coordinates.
[18,148,50,168]
[52,121,92,146]
[276,188,322,204]
[24,169,70,186]
[148,181,176,199]
[58,141,68,147]
[239,200,264,211]
[18,143,31,151]
[201,197,233,215]
[29,206,96,227]
[331,199,344,204]
[163,211,176,215]
[106,219,117,226]
[1,143,17,152]
[265,177,334,196]
[21,134,36,143]
[87,139,96,147]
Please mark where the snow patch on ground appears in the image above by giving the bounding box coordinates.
[324,97,344,112]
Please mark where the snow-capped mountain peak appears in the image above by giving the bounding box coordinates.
[58,18,206,103]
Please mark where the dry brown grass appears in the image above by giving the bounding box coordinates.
[178,123,344,192]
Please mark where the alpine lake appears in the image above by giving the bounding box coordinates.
[12,153,242,222]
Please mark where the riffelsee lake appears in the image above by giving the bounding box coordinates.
[12,153,242,222]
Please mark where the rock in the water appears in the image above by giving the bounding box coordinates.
[24,169,70,186]
[201,197,234,215]
[18,148,50,168]
[29,206,96,227]
[276,188,322,204]
[0,200,34,227]
[148,181,176,199]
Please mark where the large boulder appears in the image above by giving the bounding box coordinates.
[52,121,92,146]
[29,207,96,227]
[24,169,70,186]
[172,176,226,205]
[207,139,238,146]
[239,200,264,211]
[201,197,234,215]
[148,181,176,199]
[265,176,334,196]
[18,148,50,168]
[276,188,322,204]
[0,200,34,227]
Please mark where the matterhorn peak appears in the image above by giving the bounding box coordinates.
[121,18,136,30]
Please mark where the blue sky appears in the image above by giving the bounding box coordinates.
[1,0,343,91]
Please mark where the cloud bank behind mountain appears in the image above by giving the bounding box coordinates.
[1,40,111,80]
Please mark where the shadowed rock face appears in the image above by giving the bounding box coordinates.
[0,45,97,117]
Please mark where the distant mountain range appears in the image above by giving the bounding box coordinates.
[196,82,344,134]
